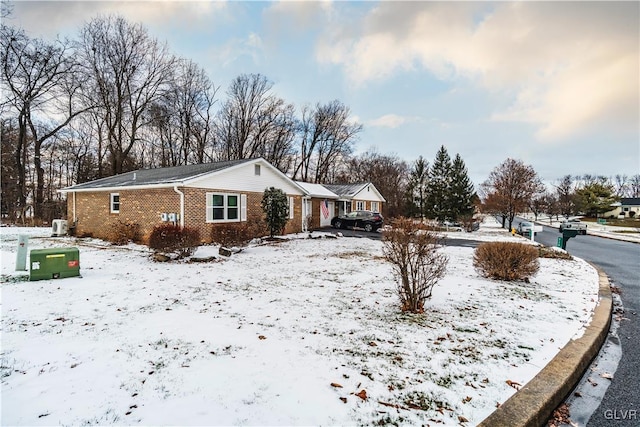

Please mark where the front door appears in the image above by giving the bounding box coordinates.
[320,199,334,227]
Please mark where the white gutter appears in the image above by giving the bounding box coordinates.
[58,182,177,193]
[173,185,185,228]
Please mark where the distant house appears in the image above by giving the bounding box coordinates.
[59,158,307,243]
[323,183,386,216]
[295,182,339,229]
[603,198,640,218]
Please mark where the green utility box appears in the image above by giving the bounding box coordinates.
[29,247,80,281]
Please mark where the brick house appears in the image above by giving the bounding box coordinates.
[59,158,307,243]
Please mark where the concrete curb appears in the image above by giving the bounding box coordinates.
[478,264,612,427]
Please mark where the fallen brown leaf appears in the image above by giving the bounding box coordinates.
[354,389,367,400]
[378,401,408,410]
[339,397,347,403]
[458,415,469,423]
[330,382,343,388]
[258,335,266,340]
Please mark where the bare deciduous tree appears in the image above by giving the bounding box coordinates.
[1,24,87,220]
[481,158,544,231]
[613,174,629,198]
[554,174,576,219]
[214,73,295,172]
[628,174,640,197]
[293,100,362,183]
[340,150,408,218]
[77,15,175,175]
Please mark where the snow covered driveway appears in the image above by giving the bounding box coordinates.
[1,222,599,425]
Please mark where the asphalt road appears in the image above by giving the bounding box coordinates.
[510,217,640,426]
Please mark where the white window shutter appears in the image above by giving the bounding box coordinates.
[240,194,247,222]
[289,196,294,219]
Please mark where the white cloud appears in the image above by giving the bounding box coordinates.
[11,1,226,40]
[209,33,264,68]
[263,0,332,35]
[368,114,421,129]
[316,2,639,141]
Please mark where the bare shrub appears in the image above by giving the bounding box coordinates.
[305,215,314,233]
[459,214,479,232]
[473,242,539,281]
[211,223,248,247]
[382,217,449,313]
[105,220,140,245]
[149,224,201,259]
[538,247,572,260]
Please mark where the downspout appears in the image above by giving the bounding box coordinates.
[72,191,77,224]
[173,185,185,228]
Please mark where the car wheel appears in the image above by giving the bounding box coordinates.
[364,223,373,232]
[334,220,342,229]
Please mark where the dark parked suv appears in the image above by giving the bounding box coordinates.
[331,210,384,232]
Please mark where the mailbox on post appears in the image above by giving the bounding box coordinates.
[560,229,580,250]
[29,247,80,281]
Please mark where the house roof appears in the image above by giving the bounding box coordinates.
[294,182,338,199]
[621,197,640,206]
[323,183,369,198]
[61,159,254,192]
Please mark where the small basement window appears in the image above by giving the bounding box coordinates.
[110,193,120,213]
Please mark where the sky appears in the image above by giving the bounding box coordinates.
[5,0,640,185]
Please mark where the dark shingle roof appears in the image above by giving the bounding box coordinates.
[64,159,254,191]
[323,183,368,198]
[621,197,640,206]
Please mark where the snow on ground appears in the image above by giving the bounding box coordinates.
[0,217,599,426]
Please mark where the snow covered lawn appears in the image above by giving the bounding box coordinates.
[0,219,599,426]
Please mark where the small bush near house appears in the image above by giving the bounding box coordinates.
[106,220,140,245]
[210,218,267,247]
[382,217,449,313]
[473,242,539,281]
[149,224,200,259]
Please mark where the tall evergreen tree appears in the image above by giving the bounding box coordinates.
[426,145,452,221]
[407,156,429,219]
[573,181,619,217]
[449,154,476,221]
